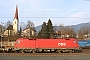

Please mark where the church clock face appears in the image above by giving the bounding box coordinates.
[15,21,16,24]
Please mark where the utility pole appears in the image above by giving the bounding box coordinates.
[0,22,4,48]
[60,24,63,38]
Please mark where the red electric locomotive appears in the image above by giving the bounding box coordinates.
[14,38,82,53]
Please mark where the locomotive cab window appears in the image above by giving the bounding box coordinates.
[16,40,20,44]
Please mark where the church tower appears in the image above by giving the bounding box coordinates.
[13,5,19,35]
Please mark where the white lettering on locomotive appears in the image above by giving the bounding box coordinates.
[58,43,66,46]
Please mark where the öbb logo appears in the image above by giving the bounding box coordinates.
[58,43,66,46]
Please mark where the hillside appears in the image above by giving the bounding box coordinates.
[35,22,90,33]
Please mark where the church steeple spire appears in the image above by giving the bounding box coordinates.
[14,4,18,20]
[13,4,19,35]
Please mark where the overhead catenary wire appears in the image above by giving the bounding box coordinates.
[0,10,90,13]
[0,17,90,19]
[0,11,90,19]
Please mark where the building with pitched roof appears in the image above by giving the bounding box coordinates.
[3,5,19,36]
[3,5,35,38]
[21,27,36,37]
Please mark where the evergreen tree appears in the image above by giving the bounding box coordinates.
[38,31,42,38]
[38,22,48,38]
[38,19,54,38]
[47,19,54,38]
[19,26,22,36]
[41,22,48,38]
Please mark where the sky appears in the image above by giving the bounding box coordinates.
[0,0,90,27]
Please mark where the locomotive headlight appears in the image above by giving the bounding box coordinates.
[74,41,76,44]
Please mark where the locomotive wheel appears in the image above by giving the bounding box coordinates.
[75,50,79,53]
[32,50,36,53]
[15,50,20,53]
[69,50,73,53]
[2,50,5,53]
[72,50,75,53]
[56,50,61,53]
[20,50,24,53]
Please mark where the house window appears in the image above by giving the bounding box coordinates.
[30,31,32,36]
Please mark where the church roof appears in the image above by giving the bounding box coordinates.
[14,4,18,20]
[23,27,36,32]
[6,25,13,30]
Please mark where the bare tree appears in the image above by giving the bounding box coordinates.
[0,25,4,36]
[78,25,90,40]
[61,26,76,38]
[26,20,35,37]
[5,20,12,29]
[0,22,6,36]
[53,25,58,32]
[59,23,64,37]
[26,20,34,28]
[4,20,13,41]
[19,22,25,30]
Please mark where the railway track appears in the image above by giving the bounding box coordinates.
[0,53,90,56]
